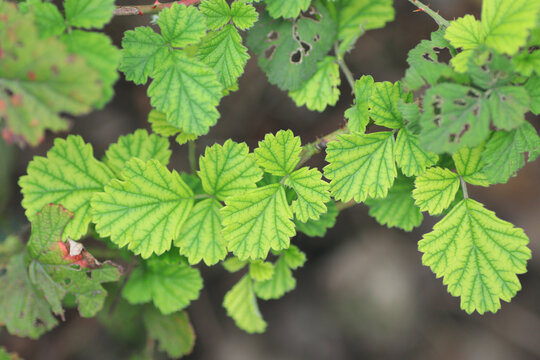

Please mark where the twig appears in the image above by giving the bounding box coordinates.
[296,127,348,169]
[334,43,356,93]
[407,0,450,28]
[459,176,469,199]
[114,0,201,16]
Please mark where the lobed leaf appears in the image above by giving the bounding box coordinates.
[64,0,115,29]
[394,128,438,177]
[143,308,195,359]
[419,199,531,314]
[284,167,330,222]
[254,130,302,176]
[158,3,207,47]
[223,275,266,333]
[412,167,460,216]
[91,159,194,258]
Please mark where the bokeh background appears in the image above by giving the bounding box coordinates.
[2,0,540,359]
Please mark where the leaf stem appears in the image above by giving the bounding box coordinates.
[297,127,348,169]
[114,0,201,16]
[188,140,197,173]
[334,43,356,94]
[407,0,450,28]
[459,176,469,199]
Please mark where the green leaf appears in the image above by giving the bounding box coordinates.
[331,0,395,56]
[282,245,307,269]
[22,0,65,37]
[284,167,330,222]
[143,308,195,358]
[481,0,540,55]
[199,0,231,30]
[91,159,194,258]
[158,3,207,47]
[148,51,223,136]
[419,83,490,154]
[289,56,340,112]
[176,198,226,266]
[445,15,484,50]
[345,75,373,133]
[148,110,181,136]
[104,129,171,176]
[221,184,295,260]
[395,128,438,177]
[486,86,529,130]
[143,308,194,358]
[419,199,531,314]
[365,175,422,231]
[222,257,248,272]
[247,4,337,91]
[402,29,459,90]
[119,27,168,85]
[249,260,275,281]
[196,25,250,89]
[295,201,338,237]
[198,139,263,200]
[481,123,540,184]
[0,254,57,339]
[324,132,397,203]
[265,0,310,19]
[123,254,202,314]
[64,0,115,29]
[253,256,295,300]
[223,275,266,333]
[255,130,302,176]
[452,144,489,186]
[230,1,258,30]
[412,167,460,216]
[61,30,121,109]
[0,2,102,145]
[19,135,114,240]
[27,205,121,318]
[525,75,540,114]
[369,81,406,129]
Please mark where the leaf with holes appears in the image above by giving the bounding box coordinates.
[419,83,490,154]
[419,199,531,314]
[198,140,263,200]
[247,4,337,91]
[413,167,460,216]
[91,159,194,258]
[123,253,202,314]
[223,275,266,333]
[289,56,341,112]
[324,132,397,203]
[104,129,171,176]
[19,136,114,240]
[221,184,295,260]
[365,175,423,231]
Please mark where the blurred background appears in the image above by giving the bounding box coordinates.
[2,0,540,359]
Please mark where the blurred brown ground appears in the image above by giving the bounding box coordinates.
[2,0,540,359]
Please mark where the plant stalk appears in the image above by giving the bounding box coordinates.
[114,0,201,16]
[407,0,450,28]
[334,44,356,93]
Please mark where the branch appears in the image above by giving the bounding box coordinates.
[407,0,450,28]
[297,127,348,169]
[114,0,200,16]
[334,43,356,93]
